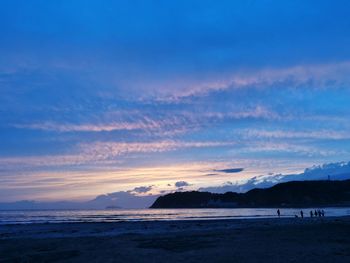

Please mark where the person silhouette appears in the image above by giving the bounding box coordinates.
[277,209,280,218]
[315,209,318,217]
[300,210,304,218]
[310,210,313,217]
[321,210,325,217]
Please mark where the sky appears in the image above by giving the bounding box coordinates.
[1,0,350,204]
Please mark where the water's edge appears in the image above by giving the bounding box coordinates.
[1,207,349,225]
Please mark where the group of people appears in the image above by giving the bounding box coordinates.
[310,209,325,217]
[276,209,325,218]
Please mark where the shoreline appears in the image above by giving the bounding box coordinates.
[1,204,349,211]
[1,206,348,227]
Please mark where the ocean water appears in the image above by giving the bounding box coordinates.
[0,207,349,225]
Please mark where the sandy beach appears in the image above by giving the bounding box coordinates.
[1,216,350,262]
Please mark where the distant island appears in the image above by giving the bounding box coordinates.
[105,206,121,209]
[150,180,350,208]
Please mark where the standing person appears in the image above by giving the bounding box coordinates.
[321,210,325,217]
[315,209,318,217]
[277,209,280,218]
[310,210,313,217]
[300,210,304,218]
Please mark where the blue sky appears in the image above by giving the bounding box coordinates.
[1,0,350,203]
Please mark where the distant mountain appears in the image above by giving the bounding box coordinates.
[151,180,350,208]
[0,191,159,210]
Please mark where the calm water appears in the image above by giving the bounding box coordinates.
[0,207,349,225]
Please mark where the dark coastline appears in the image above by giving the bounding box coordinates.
[151,180,350,209]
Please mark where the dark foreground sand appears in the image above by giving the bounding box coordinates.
[1,216,350,263]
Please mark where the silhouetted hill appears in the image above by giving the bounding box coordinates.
[150,180,350,208]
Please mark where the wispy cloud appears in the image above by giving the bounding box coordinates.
[237,142,345,157]
[10,105,284,138]
[240,129,350,140]
[12,122,159,132]
[203,106,282,121]
[0,140,236,170]
[154,61,350,102]
[79,140,235,161]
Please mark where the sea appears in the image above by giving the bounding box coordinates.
[0,207,349,225]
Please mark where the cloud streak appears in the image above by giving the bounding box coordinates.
[13,122,159,132]
[0,140,236,170]
[240,129,350,140]
[155,61,350,101]
[215,168,244,173]
[11,105,284,135]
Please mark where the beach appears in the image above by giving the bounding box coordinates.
[1,216,350,262]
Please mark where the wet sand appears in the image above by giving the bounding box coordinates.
[1,216,350,262]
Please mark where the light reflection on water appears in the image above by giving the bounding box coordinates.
[0,208,349,225]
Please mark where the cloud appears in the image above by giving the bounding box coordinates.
[78,140,235,163]
[0,140,235,170]
[236,142,343,157]
[130,185,153,194]
[199,161,350,193]
[11,105,284,137]
[203,106,282,121]
[12,121,159,132]
[240,129,350,140]
[156,61,350,101]
[175,181,190,188]
[215,168,244,173]
[11,113,190,134]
